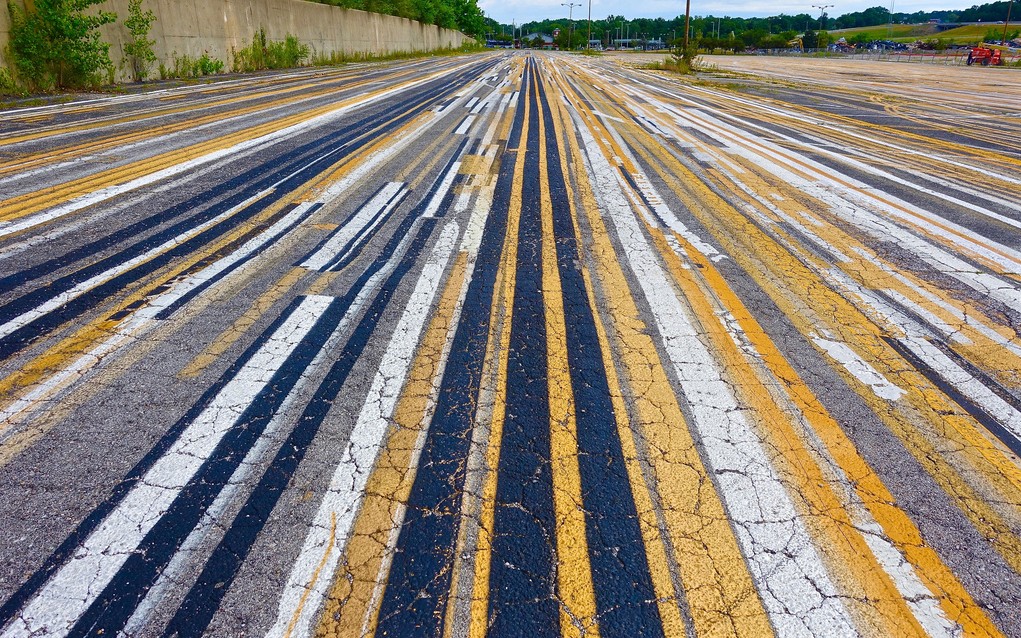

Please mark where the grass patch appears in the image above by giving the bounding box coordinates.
[310,41,484,66]
[829,23,937,39]
[158,53,224,80]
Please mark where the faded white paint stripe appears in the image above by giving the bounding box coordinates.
[813,336,906,401]
[455,115,476,135]
[269,220,461,638]
[0,295,334,638]
[301,183,405,272]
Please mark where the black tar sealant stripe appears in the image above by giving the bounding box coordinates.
[372,59,532,638]
[536,68,667,638]
[483,56,560,637]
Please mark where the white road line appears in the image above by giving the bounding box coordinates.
[570,101,860,637]
[269,220,461,638]
[0,295,334,638]
[422,155,465,219]
[813,336,906,401]
[300,183,405,272]
[455,115,476,135]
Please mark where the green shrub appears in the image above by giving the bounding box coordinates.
[0,67,23,95]
[6,0,117,90]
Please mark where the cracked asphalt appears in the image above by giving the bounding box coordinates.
[0,51,1020,637]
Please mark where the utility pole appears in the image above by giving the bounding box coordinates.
[562,2,581,49]
[684,0,691,50]
[1003,0,1014,46]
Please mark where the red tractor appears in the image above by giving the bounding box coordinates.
[967,46,1003,66]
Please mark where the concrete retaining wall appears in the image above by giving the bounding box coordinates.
[1,0,470,82]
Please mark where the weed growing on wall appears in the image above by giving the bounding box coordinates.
[0,67,24,95]
[157,53,224,80]
[6,0,117,90]
[232,28,311,72]
[123,0,157,81]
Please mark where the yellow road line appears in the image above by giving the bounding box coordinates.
[546,69,688,638]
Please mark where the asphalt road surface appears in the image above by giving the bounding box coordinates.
[1,51,1020,637]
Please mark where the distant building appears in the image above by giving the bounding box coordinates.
[521,32,557,49]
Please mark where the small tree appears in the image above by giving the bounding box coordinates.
[7,0,117,90]
[123,0,157,81]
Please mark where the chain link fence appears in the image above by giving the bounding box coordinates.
[756,48,1021,66]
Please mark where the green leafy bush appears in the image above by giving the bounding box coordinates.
[0,67,23,95]
[6,0,117,90]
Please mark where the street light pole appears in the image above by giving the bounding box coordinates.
[562,2,581,50]
[812,4,833,31]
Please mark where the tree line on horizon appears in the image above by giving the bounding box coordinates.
[305,0,486,38]
[487,0,1016,46]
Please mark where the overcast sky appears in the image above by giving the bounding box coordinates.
[479,0,977,26]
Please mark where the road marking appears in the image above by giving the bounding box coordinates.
[572,87,859,637]
[455,114,476,135]
[300,183,406,272]
[0,295,334,638]
[268,220,460,638]
[813,336,906,401]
